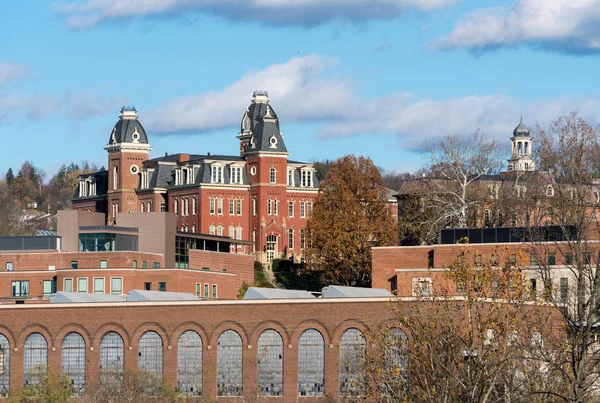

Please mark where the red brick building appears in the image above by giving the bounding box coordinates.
[72,91,321,265]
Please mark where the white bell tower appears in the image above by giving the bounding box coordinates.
[507,117,535,172]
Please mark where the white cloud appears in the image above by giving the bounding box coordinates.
[144,55,600,148]
[54,0,458,28]
[429,0,600,53]
[0,62,28,87]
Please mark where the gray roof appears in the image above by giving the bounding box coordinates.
[243,287,316,300]
[321,285,393,298]
[51,292,125,303]
[108,108,149,145]
[242,94,288,154]
[126,289,199,302]
[513,117,530,137]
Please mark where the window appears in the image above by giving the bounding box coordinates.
[288,228,294,250]
[113,166,118,190]
[253,198,257,216]
[192,197,196,215]
[64,278,73,292]
[584,252,591,265]
[217,225,223,236]
[560,278,568,303]
[100,332,124,386]
[100,260,107,269]
[24,333,47,386]
[62,332,86,395]
[11,280,29,297]
[178,331,202,396]
[531,253,538,266]
[196,283,201,297]
[142,261,147,269]
[298,329,324,396]
[160,202,166,212]
[307,201,313,215]
[204,284,209,297]
[236,226,242,240]
[491,254,498,266]
[42,280,55,296]
[548,253,556,266]
[288,201,294,217]
[300,229,305,250]
[94,278,105,294]
[339,328,366,396]
[217,198,223,215]
[78,278,87,293]
[565,253,573,265]
[0,334,9,395]
[508,254,517,266]
[209,198,215,215]
[546,185,554,197]
[138,331,163,388]
[211,165,224,183]
[209,225,215,235]
[301,169,313,187]
[174,199,179,216]
[5,262,12,271]
[530,279,537,300]
[141,203,145,213]
[217,330,243,396]
[287,169,294,186]
[144,282,152,291]
[229,225,235,239]
[274,199,279,216]
[159,282,167,292]
[70,261,78,269]
[111,278,122,295]
[257,330,283,396]
[147,201,152,212]
[270,167,276,184]
[300,202,306,218]
[212,284,217,298]
[413,277,432,297]
[152,262,160,269]
[484,209,491,226]
[133,260,137,269]
[230,166,242,184]
[382,329,408,395]
[253,230,256,252]
[236,199,242,216]
[229,198,235,215]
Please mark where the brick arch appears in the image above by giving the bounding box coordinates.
[55,324,92,349]
[92,323,131,349]
[0,325,16,348]
[290,320,332,345]
[331,320,370,346]
[250,320,290,346]
[171,322,209,348]
[17,324,53,348]
[209,321,249,346]
[130,322,170,347]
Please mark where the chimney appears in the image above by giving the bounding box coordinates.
[178,154,190,163]
[207,152,211,156]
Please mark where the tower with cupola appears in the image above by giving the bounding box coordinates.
[105,107,152,223]
[507,117,535,172]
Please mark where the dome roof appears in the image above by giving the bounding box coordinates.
[107,107,149,145]
[242,91,287,153]
[240,91,279,134]
[513,117,530,137]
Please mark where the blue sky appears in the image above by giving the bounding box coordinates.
[2,0,600,178]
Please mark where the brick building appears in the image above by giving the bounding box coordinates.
[0,210,254,302]
[72,91,322,264]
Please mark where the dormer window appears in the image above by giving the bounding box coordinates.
[211,165,224,184]
[287,169,294,186]
[301,169,313,187]
[230,166,243,184]
[175,167,194,186]
[269,135,278,149]
[546,185,554,197]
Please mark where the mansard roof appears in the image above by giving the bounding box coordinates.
[243,91,288,154]
[107,107,149,145]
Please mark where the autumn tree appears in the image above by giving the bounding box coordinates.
[304,155,396,287]
[46,161,98,211]
[412,131,504,243]
[521,112,600,402]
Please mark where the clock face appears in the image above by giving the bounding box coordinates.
[130,165,139,174]
[243,116,250,130]
[250,166,257,176]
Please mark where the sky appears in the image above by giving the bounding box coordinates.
[2,0,600,178]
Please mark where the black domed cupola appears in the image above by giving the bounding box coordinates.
[107,106,149,146]
[239,91,288,155]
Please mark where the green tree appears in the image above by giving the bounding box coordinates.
[5,167,14,187]
[9,370,73,403]
[305,155,396,287]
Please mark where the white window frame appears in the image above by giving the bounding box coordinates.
[217,225,223,236]
[93,277,105,294]
[288,201,294,217]
[288,228,294,250]
[110,277,123,295]
[100,260,107,269]
[274,199,279,216]
[209,225,215,235]
[236,199,242,216]
[212,284,217,298]
[174,198,179,216]
[217,198,223,215]
[229,198,235,215]
[77,277,88,293]
[229,225,235,239]
[211,165,224,184]
[253,198,257,216]
[267,199,272,216]
[236,225,242,240]
[192,197,197,215]
[300,201,306,218]
[209,197,215,215]
[287,169,294,186]
[270,167,277,184]
[196,283,201,297]
[64,278,73,292]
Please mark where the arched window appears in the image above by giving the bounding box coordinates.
[257,330,283,396]
[0,334,10,396]
[236,225,243,240]
[484,209,491,226]
[217,330,243,396]
[229,225,235,239]
[113,166,118,190]
[288,228,294,249]
[62,332,86,395]
[339,328,366,396]
[298,329,324,397]
[178,331,202,396]
[24,333,47,386]
[100,332,124,386]
[382,328,408,396]
[217,225,223,236]
[270,168,276,184]
[546,185,554,196]
[209,225,215,236]
[138,331,163,381]
[267,199,272,216]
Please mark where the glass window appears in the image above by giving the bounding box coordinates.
[195,283,201,297]
[270,168,276,184]
[159,282,167,292]
[94,278,105,294]
[138,331,163,390]
[560,278,569,303]
[287,169,294,186]
[5,262,12,272]
[298,329,324,396]
[0,334,9,396]
[204,284,209,297]
[111,278,122,295]
[70,261,78,269]
[217,198,223,215]
[11,280,29,297]
[24,333,47,386]
[100,260,107,269]
[212,285,217,298]
[100,332,124,386]
[133,260,137,269]
[382,328,408,396]
[178,331,202,396]
[217,226,223,236]
[144,282,152,291]
[62,332,86,395]
[236,199,242,216]
[160,202,166,212]
[77,278,87,293]
[64,278,73,292]
[300,202,306,218]
[288,229,294,250]
[229,198,235,215]
[229,225,235,239]
[209,198,215,215]
[339,328,366,396]
[257,330,283,396]
[236,226,243,241]
[142,261,147,269]
[288,201,294,217]
[42,280,55,296]
[152,262,160,269]
[253,198,257,216]
[217,330,243,396]
[548,253,556,266]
